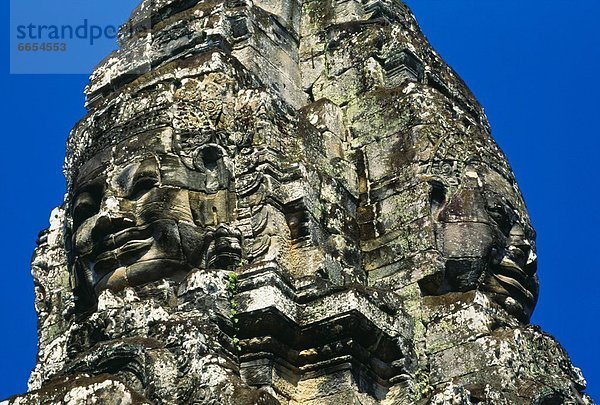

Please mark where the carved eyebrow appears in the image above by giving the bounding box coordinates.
[73,190,94,204]
[132,158,160,184]
[71,187,103,228]
[134,163,160,180]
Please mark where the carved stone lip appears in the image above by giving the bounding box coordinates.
[94,259,190,293]
[95,238,154,262]
[496,257,528,282]
[93,237,154,275]
[494,258,536,303]
[99,224,154,251]
[506,245,528,265]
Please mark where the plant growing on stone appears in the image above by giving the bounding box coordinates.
[226,272,240,351]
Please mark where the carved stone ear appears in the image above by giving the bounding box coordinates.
[205,225,243,270]
[179,222,211,269]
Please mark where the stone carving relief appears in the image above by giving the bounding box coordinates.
[426,166,539,322]
[68,131,241,301]
[6,0,591,403]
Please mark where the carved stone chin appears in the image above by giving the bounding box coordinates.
[12,0,590,404]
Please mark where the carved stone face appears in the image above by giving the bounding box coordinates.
[68,135,241,296]
[433,166,538,321]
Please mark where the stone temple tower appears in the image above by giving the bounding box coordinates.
[5,0,592,403]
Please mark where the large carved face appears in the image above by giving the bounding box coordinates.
[68,131,241,297]
[432,164,539,321]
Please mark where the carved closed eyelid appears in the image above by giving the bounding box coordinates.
[130,162,160,197]
[72,191,101,227]
[487,204,514,235]
[72,183,103,209]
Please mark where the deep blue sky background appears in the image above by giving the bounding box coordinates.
[1,0,598,400]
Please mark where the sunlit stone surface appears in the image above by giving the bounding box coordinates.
[5,0,591,403]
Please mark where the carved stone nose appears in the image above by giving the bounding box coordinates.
[93,215,112,235]
[509,223,526,238]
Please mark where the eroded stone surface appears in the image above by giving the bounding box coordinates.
[5,0,591,404]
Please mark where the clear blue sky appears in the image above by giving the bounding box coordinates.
[1,0,598,400]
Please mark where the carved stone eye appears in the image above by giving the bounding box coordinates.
[130,160,159,198]
[487,203,513,236]
[72,191,100,228]
[131,175,158,197]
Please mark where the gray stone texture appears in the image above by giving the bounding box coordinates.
[4,0,592,404]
